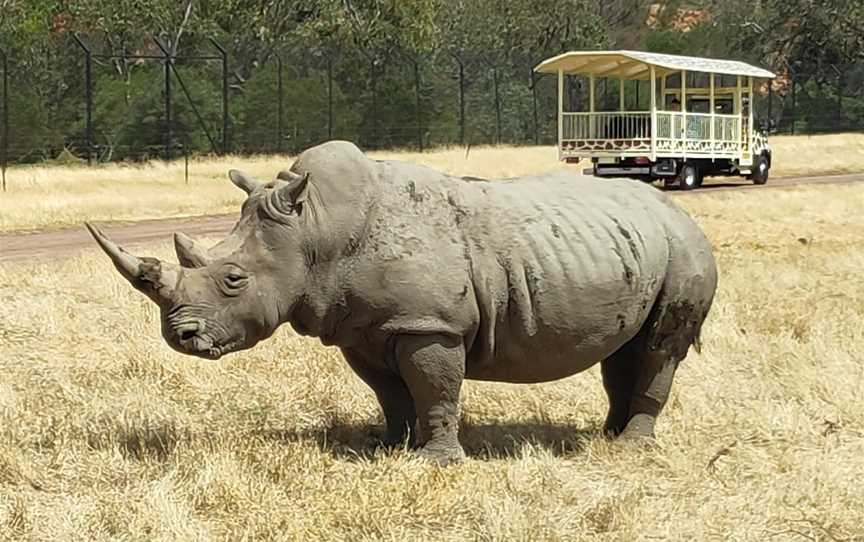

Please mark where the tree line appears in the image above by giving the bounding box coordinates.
[0,0,861,162]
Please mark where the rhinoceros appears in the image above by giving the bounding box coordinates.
[87,140,717,464]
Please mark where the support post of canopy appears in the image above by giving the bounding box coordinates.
[619,77,625,139]
[736,75,743,159]
[747,75,754,162]
[650,65,656,162]
[589,74,595,138]
[681,70,687,160]
[710,73,715,160]
[557,69,563,161]
[660,73,666,109]
[619,77,625,111]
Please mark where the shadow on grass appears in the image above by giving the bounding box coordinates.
[86,421,182,461]
[84,413,598,463]
[461,421,597,459]
[252,420,599,462]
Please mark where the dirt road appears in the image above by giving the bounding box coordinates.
[2,172,862,263]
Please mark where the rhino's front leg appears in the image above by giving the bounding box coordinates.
[341,347,416,447]
[394,334,466,465]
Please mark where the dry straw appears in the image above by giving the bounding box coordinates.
[0,133,862,232]
[1,176,863,539]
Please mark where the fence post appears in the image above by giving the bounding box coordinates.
[210,39,230,154]
[327,56,334,140]
[413,58,423,152]
[370,59,379,148]
[184,139,189,185]
[493,67,501,144]
[455,56,466,146]
[72,35,93,165]
[531,70,539,145]
[154,37,219,155]
[277,54,284,153]
[162,43,172,160]
[790,76,796,136]
[836,72,843,130]
[768,80,772,125]
[1,49,7,192]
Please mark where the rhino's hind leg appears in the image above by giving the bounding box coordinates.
[394,334,466,465]
[341,347,416,447]
[617,348,681,440]
[604,281,713,440]
[601,342,640,436]
[601,330,684,441]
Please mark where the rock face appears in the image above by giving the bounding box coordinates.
[88,140,718,464]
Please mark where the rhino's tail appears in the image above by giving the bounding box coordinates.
[644,268,715,361]
[693,330,703,355]
[690,297,714,356]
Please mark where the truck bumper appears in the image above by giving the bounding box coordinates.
[591,166,651,176]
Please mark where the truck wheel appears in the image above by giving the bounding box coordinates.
[750,154,770,185]
[677,163,701,191]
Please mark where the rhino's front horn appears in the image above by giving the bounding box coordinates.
[228,169,262,194]
[85,222,179,305]
[174,232,211,268]
[85,222,143,281]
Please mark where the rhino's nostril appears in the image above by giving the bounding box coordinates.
[180,329,197,342]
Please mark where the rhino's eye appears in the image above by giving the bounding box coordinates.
[223,273,248,289]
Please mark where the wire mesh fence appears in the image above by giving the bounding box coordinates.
[0,36,861,175]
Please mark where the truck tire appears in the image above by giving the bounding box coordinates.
[677,162,701,191]
[750,154,770,185]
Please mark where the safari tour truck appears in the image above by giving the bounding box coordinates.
[535,51,776,189]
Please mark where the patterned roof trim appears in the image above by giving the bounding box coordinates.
[535,50,776,79]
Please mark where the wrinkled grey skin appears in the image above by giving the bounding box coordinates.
[88,140,717,464]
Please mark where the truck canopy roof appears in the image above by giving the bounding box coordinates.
[534,50,776,80]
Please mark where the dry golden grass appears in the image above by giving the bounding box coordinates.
[1,133,862,232]
[1,183,863,541]
[0,146,567,233]
[769,132,864,177]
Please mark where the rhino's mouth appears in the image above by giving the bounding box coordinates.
[205,340,243,359]
[168,308,246,360]
[185,337,243,360]
[173,328,242,360]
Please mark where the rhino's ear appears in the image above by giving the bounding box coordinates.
[228,169,262,195]
[174,232,211,268]
[273,171,310,211]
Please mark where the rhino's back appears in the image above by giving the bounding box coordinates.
[362,163,708,382]
[438,172,676,381]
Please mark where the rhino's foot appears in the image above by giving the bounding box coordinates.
[367,427,412,450]
[616,414,659,444]
[415,442,466,466]
[602,418,628,438]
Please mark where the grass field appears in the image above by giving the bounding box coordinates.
[1,133,863,232]
[1,181,863,540]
